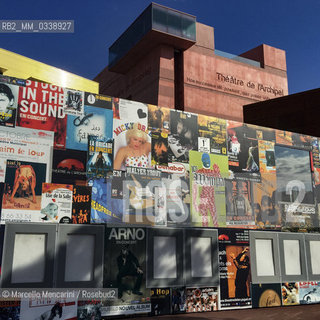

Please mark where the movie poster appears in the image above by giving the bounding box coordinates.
[148,104,170,131]
[275,145,316,229]
[40,183,73,223]
[63,88,84,116]
[20,298,77,320]
[103,227,151,316]
[0,80,20,127]
[150,288,171,316]
[227,121,260,182]
[258,140,276,174]
[190,150,228,227]
[218,228,251,309]
[51,149,87,185]
[168,110,198,163]
[225,179,255,228]
[253,173,280,229]
[113,119,151,171]
[186,287,219,313]
[72,185,92,224]
[88,177,123,224]
[16,80,67,149]
[281,282,299,306]
[299,281,320,304]
[66,105,113,151]
[198,114,227,155]
[171,287,186,314]
[0,301,21,320]
[1,160,46,223]
[77,300,103,319]
[151,130,168,166]
[87,135,113,178]
[0,127,53,183]
[159,163,190,226]
[123,167,166,226]
[251,283,282,308]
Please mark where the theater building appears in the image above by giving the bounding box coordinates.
[95,3,288,121]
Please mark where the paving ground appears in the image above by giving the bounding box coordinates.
[129,304,320,320]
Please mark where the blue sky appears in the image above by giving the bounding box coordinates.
[0,0,319,94]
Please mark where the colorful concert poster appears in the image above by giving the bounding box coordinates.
[168,110,198,163]
[225,179,255,228]
[0,80,20,127]
[51,149,87,185]
[299,281,320,304]
[63,88,84,116]
[123,166,166,226]
[113,119,151,171]
[0,127,53,183]
[103,227,151,317]
[88,177,123,224]
[281,283,299,306]
[40,183,73,223]
[150,288,171,316]
[198,114,227,155]
[66,104,113,151]
[148,104,170,131]
[253,173,280,229]
[258,140,276,174]
[218,228,251,310]
[72,185,92,224]
[186,287,219,313]
[251,283,282,308]
[1,159,46,223]
[87,135,113,178]
[189,150,228,227]
[227,121,260,182]
[16,80,67,149]
[275,145,316,229]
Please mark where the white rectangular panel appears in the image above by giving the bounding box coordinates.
[65,235,95,282]
[255,239,275,276]
[283,239,301,275]
[191,237,212,277]
[153,236,177,279]
[310,241,320,274]
[12,234,46,283]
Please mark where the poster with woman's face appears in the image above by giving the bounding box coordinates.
[0,81,19,127]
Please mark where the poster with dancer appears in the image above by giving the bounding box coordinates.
[218,228,251,310]
[190,150,228,227]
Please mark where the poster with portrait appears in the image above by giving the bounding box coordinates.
[159,163,191,227]
[168,110,198,163]
[227,121,260,182]
[51,148,87,185]
[275,145,316,229]
[171,287,186,314]
[299,281,320,304]
[0,127,53,183]
[148,104,170,131]
[40,183,73,223]
[190,150,228,227]
[63,88,84,116]
[87,135,113,178]
[150,288,171,316]
[151,130,168,166]
[113,119,151,171]
[252,173,280,229]
[281,282,299,306]
[103,227,151,316]
[0,80,20,127]
[251,283,281,308]
[198,114,227,155]
[225,179,255,228]
[72,185,91,224]
[1,159,46,223]
[218,228,251,310]
[20,298,77,320]
[16,80,67,149]
[123,167,166,226]
[88,176,123,224]
[185,287,219,313]
[66,104,113,151]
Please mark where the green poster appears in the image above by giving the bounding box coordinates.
[189,150,229,227]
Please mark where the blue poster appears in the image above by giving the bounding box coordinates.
[66,105,113,151]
